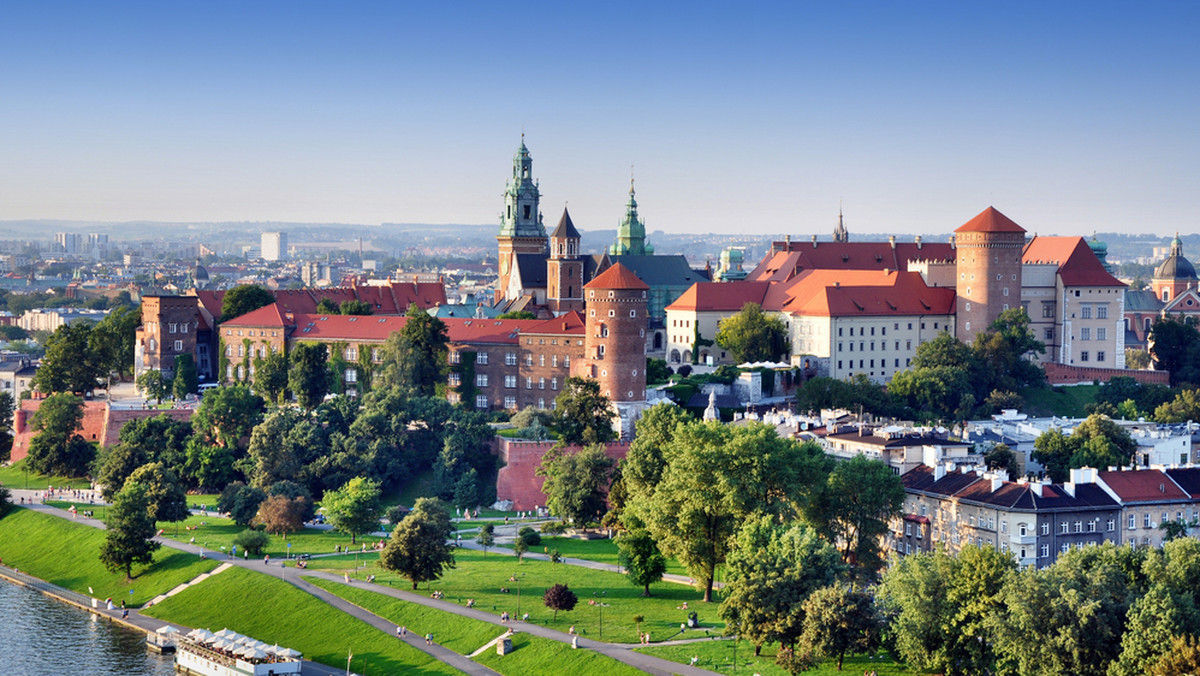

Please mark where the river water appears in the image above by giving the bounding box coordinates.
[0,577,175,676]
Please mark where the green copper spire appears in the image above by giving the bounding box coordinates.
[610,173,647,255]
[499,134,546,239]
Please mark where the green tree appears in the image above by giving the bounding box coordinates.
[0,392,14,464]
[217,482,268,527]
[377,303,449,396]
[245,408,325,488]
[220,284,275,321]
[184,440,237,490]
[253,494,306,538]
[797,585,880,672]
[645,358,672,384]
[268,480,316,522]
[537,444,614,528]
[315,297,339,314]
[496,310,536,319]
[715,302,788,363]
[1150,316,1200,386]
[972,307,1046,391]
[553,377,616,445]
[616,528,667,596]
[136,370,170,405]
[1156,389,1200,423]
[1147,634,1200,676]
[1032,426,1075,483]
[252,349,289,404]
[99,482,162,579]
[322,476,382,544]
[26,392,94,477]
[719,517,845,655]
[233,529,270,556]
[32,322,102,394]
[379,497,456,589]
[172,354,198,399]
[0,485,13,519]
[288,342,330,411]
[90,304,141,380]
[622,403,691,499]
[543,583,578,620]
[804,455,904,575]
[1126,348,1152,370]
[126,462,190,524]
[191,384,265,449]
[475,523,495,554]
[984,443,1020,478]
[339,299,372,315]
[1109,584,1200,676]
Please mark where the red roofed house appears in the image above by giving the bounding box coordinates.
[1097,468,1192,548]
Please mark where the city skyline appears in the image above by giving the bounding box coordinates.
[3,2,1197,237]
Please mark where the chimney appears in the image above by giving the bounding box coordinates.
[889,236,896,249]
[1030,482,1043,497]
[915,235,923,249]
[934,463,946,481]
[1062,481,1076,498]
[811,235,818,248]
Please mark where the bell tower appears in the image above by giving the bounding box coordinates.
[497,136,548,299]
[609,176,648,256]
[547,208,584,315]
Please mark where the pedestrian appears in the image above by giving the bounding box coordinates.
[571,635,579,649]
[264,554,269,565]
[122,608,128,619]
[396,626,402,639]
[425,633,432,645]
[401,626,407,637]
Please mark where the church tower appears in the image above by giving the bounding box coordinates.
[833,207,849,242]
[954,207,1026,343]
[609,177,651,256]
[497,136,548,298]
[547,208,584,315]
[575,262,649,437]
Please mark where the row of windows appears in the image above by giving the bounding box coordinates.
[225,329,280,338]
[837,322,925,337]
[837,340,913,353]
[1078,327,1108,341]
[1078,351,1106,363]
[838,358,910,371]
[1078,304,1110,319]
[478,394,558,411]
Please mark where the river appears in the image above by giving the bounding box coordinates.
[0,577,175,676]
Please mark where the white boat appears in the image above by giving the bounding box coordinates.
[174,628,302,675]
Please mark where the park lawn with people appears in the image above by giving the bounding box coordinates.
[501,535,691,578]
[162,511,384,559]
[638,641,907,676]
[0,459,92,490]
[185,493,220,509]
[0,507,219,605]
[308,578,501,654]
[303,551,381,573]
[143,566,458,675]
[473,631,647,676]
[347,547,714,643]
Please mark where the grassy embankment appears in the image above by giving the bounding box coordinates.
[638,640,908,675]
[0,507,219,605]
[314,547,714,643]
[0,459,92,490]
[499,535,692,578]
[475,631,646,676]
[161,511,382,559]
[1019,384,1100,417]
[143,566,457,675]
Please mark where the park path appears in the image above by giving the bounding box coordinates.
[9,497,723,675]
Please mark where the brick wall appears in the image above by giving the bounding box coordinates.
[10,400,194,463]
[1044,362,1170,386]
[494,437,630,511]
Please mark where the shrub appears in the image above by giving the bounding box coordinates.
[550,549,562,563]
[386,505,410,525]
[540,521,566,535]
[543,583,578,620]
[233,529,270,556]
[518,526,541,546]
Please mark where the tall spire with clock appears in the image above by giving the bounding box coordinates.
[497,135,548,299]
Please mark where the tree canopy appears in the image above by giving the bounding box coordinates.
[379,496,456,589]
[553,377,616,445]
[715,302,788,363]
[32,322,103,395]
[26,392,93,477]
[221,285,275,321]
[377,303,449,396]
[537,444,614,528]
[99,482,162,579]
[288,342,330,410]
[322,476,382,544]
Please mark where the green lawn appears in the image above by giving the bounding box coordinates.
[143,566,457,675]
[340,548,715,643]
[0,459,92,490]
[501,535,693,578]
[474,631,645,676]
[308,578,502,655]
[1020,384,1100,417]
[162,511,386,559]
[185,494,220,509]
[386,468,436,508]
[0,507,219,605]
[638,641,908,675]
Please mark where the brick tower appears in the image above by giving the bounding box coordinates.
[496,136,547,300]
[547,208,584,315]
[576,263,649,437]
[954,207,1026,343]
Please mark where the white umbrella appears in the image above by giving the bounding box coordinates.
[156,625,179,635]
[215,628,234,638]
[276,647,301,658]
[241,648,268,660]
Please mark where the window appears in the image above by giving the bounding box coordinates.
[1081,305,1092,319]
[238,344,245,357]
[475,394,488,409]
[539,355,545,367]
[476,352,488,365]
[372,349,381,362]
[1097,305,1108,319]
[225,344,233,357]
[344,369,357,383]
[905,523,912,536]
[169,322,178,333]
[1041,523,1050,535]
[1097,327,1106,341]
[1045,328,1054,340]
[1019,523,1027,537]
[1097,351,1105,362]
[448,373,461,386]
[1060,522,1069,534]
[475,374,488,387]
[539,377,546,390]
[504,375,517,388]
[505,352,517,366]
[525,377,532,389]
[551,377,558,390]
[181,323,188,334]
[173,340,183,351]
[449,351,460,364]
[344,347,357,360]
[1081,328,1091,341]
[537,398,545,410]
[1080,351,1089,362]
[504,396,516,409]
[1042,303,1054,318]
[1107,519,1115,532]
[1129,514,1136,529]
[1088,521,1096,533]
[563,355,570,368]
[525,354,533,366]
[552,355,558,367]
[1074,521,1082,533]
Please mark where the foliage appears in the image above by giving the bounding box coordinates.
[321,476,382,544]
[1150,316,1200,386]
[511,405,554,430]
[252,349,289,404]
[191,384,265,449]
[645,358,672,384]
[172,354,198,399]
[253,494,307,537]
[220,284,275,321]
[1146,634,1200,676]
[376,303,449,396]
[0,485,11,519]
[622,403,691,500]
[1108,584,1200,676]
[1125,348,1152,370]
[136,369,170,404]
[288,342,331,410]
[1032,414,1137,483]
[804,455,904,577]
[0,391,14,464]
[99,482,162,578]
[794,375,899,418]
[984,443,1020,478]
[518,526,541,547]
[315,297,339,315]
[32,322,103,394]
[719,517,845,653]
[537,444,615,528]
[339,299,372,315]
[268,480,316,522]
[553,377,616,445]
[475,523,495,553]
[26,392,93,477]
[126,462,190,523]
[1155,388,1200,423]
[716,302,788,363]
[496,310,536,319]
[233,528,271,556]
[217,482,268,527]
[797,585,880,672]
[245,408,326,488]
[184,440,237,490]
[90,304,141,380]
[543,583,578,620]
[379,497,456,589]
[626,420,829,602]
[616,529,667,596]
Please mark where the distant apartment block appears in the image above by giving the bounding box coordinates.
[261,232,288,261]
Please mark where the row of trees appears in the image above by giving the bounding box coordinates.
[31,305,141,395]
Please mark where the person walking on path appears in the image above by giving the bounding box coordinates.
[424,633,432,646]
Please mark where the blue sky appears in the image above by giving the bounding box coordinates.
[1,2,1197,237]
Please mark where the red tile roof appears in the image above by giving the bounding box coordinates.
[223,302,290,328]
[187,281,447,321]
[748,241,954,282]
[1098,469,1189,502]
[781,270,956,317]
[1023,236,1125,287]
[585,262,650,290]
[226,310,584,346]
[665,282,772,312]
[954,206,1026,234]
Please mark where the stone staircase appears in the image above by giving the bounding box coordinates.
[146,562,232,607]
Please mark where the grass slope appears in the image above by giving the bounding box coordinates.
[501,535,691,578]
[143,566,457,675]
[1020,384,1100,417]
[474,632,645,676]
[638,641,908,675]
[163,511,382,559]
[0,507,218,605]
[0,459,92,490]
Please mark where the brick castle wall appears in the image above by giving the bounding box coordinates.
[1043,362,1169,386]
[494,437,630,511]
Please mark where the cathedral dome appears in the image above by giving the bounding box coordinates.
[1154,235,1198,282]
[192,261,210,281]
